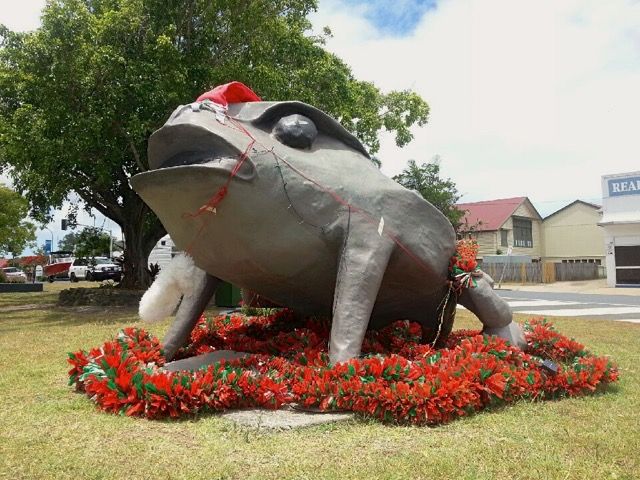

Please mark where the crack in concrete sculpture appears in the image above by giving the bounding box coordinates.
[131,98,526,364]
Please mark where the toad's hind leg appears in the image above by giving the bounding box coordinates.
[457,271,526,349]
[329,217,395,364]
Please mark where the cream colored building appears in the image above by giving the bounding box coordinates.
[542,200,605,264]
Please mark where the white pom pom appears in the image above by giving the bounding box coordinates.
[139,253,199,322]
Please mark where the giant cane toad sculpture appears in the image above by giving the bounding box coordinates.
[131,82,526,364]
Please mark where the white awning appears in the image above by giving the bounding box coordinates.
[599,211,640,225]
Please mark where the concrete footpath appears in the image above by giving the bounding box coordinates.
[498,279,640,297]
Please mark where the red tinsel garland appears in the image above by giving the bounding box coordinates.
[68,312,618,424]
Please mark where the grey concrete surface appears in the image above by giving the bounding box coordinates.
[500,279,640,296]
[493,289,640,322]
[219,407,354,430]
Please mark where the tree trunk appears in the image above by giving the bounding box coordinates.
[118,210,166,290]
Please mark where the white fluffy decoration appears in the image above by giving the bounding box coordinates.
[139,253,200,323]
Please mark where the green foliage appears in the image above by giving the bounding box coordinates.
[0,0,428,286]
[0,184,36,256]
[74,227,113,258]
[392,157,464,228]
[57,232,79,252]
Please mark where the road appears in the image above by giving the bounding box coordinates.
[488,289,640,323]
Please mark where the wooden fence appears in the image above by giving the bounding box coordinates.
[480,262,599,284]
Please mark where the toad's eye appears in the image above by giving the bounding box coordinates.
[272,114,318,149]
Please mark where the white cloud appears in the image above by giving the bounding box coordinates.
[2,0,638,221]
[312,0,640,214]
[0,0,43,31]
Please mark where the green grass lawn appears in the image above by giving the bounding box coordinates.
[0,284,638,479]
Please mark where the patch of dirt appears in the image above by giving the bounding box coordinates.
[219,407,354,430]
[57,287,145,307]
[0,303,56,313]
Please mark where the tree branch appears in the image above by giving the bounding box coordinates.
[75,186,125,226]
[127,136,147,172]
[113,121,147,172]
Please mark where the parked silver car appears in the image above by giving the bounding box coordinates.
[2,267,27,283]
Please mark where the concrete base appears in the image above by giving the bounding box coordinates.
[220,406,354,430]
[165,352,355,429]
[0,283,44,293]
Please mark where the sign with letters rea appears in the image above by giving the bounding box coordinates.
[608,176,640,197]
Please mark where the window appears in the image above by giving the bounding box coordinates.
[615,246,640,285]
[615,246,640,267]
[500,229,508,247]
[161,240,166,246]
[512,217,533,248]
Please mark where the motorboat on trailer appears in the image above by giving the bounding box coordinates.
[43,251,74,282]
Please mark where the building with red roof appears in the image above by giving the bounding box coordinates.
[457,197,607,267]
[456,197,543,259]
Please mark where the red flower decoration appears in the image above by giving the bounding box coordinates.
[68,311,618,425]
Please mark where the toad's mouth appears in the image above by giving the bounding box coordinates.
[129,149,256,202]
[128,161,257,244]
[142,118,258,180]
[130,151,256,199]
[157,150,256,180]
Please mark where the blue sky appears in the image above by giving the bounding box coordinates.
[344,0,437,36]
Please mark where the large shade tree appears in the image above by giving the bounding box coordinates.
[0,0,429,287]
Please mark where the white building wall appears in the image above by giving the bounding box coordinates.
[600,171,640,287]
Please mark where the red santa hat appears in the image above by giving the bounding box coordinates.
[196,81,261,106]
